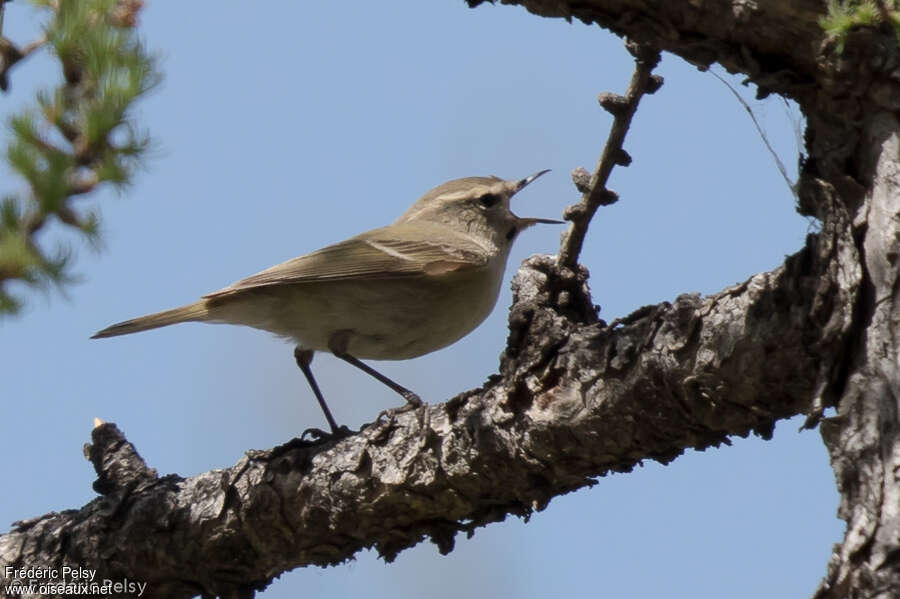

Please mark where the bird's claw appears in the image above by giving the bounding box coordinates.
[300,425,355,443]
[373,398,425,428]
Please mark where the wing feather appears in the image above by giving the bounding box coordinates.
[204,223,488,299]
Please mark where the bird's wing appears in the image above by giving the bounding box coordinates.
[203,223,489,299]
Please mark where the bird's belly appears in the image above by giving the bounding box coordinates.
[211,270,502,360]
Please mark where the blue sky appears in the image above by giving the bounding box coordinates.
[2,2,841,598]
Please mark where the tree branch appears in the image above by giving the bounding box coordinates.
[558,40,662,268]
[3,1,899,597]
[469,0,829,102]
[0,216,855,596]
[812,109,900,599]
[0,34,45,92]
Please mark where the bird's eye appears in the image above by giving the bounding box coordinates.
[478,193,500,208]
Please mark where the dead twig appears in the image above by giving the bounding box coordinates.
[558,40,663,268]
[0,34,46,92]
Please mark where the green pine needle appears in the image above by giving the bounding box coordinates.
[0,0,160,317]
[821,1,900,52]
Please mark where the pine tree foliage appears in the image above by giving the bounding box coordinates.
[0,0,158,315]
[820,0,900,52]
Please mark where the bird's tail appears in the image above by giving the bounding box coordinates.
[91,301,209,339]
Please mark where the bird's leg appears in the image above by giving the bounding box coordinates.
[333,351,423,408]
[327,332,423,424]
[293,347,351,441]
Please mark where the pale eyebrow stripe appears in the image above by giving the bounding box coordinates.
[366,239,417,261]
[438,190,478,201]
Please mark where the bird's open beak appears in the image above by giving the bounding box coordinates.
[515,169,552,192]
[513,169,564,226]
[518,216,564,227]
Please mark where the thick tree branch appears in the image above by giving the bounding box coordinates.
[813,110,900,599]
[469,0,829,101]
[3,1,899,597]
[0,217,854,596]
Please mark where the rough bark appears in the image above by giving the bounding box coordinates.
[2,1,899,598]
[814,110,900,599]
[0,235,851,598]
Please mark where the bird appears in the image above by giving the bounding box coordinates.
[92,170,559,437]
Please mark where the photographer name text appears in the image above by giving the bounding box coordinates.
[5,566,96,581]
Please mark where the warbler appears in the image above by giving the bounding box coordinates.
[92,170,559,436]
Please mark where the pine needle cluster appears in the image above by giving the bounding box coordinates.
[0,0,158,315]
[820,0,900,52]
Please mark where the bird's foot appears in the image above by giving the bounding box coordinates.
[372,396,425,428]
[400,391,423,408]
[300,425,355,444]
